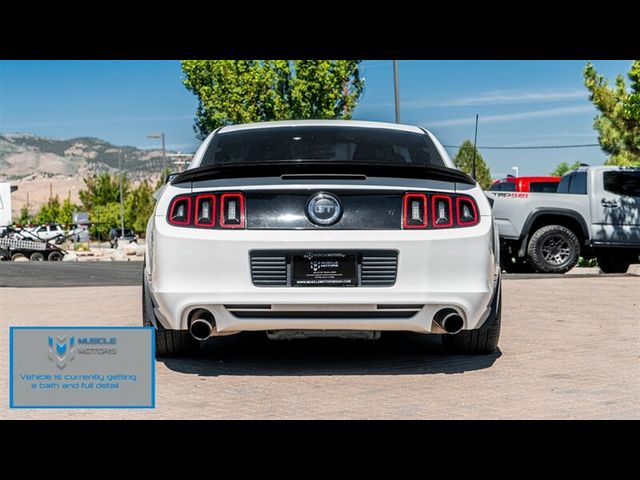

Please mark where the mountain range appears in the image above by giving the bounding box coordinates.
[0,133,174,181]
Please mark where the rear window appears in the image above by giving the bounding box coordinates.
[491,182,515,192]
[200,126,446,167]
[557,172,587,194]
[529,182,558,193]
[603,171,640,196]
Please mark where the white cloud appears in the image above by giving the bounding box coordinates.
[439,90,586,107]
[425,105,595,128]
[359,89,588,111]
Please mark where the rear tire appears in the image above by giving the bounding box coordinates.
[142,268,198,357]
[30,252,45,261]
[597,253,632,274]
[11,253,25,261]
[527,225,580,273]
[443,284,501,354]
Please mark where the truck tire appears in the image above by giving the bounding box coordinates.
[500,254,534,273]
[11,253,26,261]
[527,225,580,273]
[48,251,64,261]
[443,282,501,354]
[142,268,198,357]
[597,253,632,274]
[30,252,45,261]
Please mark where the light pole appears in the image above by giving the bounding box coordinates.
[147,132,166,171]
[512,166,519,178]
[393,60,400,123]
[118,151,125,239]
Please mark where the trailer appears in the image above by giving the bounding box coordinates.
[0,231,67,261]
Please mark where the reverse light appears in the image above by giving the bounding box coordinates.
[194,194,216,227]
[432,195,453,228]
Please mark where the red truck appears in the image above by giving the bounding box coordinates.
[489,175,561,193]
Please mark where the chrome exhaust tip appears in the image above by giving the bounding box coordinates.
[433,308,464,334]
[189,309,214,341]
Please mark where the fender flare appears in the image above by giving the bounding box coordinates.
[519,208,590,244]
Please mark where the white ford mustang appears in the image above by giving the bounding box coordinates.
[144,120,501,356]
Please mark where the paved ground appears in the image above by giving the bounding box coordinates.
[0,262,143,287]
[0,262,628,288]
[1,276,638,419]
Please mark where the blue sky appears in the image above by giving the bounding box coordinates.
[0,60,633,178]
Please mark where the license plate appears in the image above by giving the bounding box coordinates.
[292,252,357,287]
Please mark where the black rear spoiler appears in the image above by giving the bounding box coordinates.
[171,161,476,186]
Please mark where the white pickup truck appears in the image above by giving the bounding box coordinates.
[487,166,640,273]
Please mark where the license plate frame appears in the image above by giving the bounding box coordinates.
[292,252,357,287]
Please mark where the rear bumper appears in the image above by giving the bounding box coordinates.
[149,216,499,332]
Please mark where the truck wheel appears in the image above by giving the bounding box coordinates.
[11,253,26,261]
[142,268,198,357]
[597,254,631,274]
[48,251,64,261]
[30,252,45,261]
[527,225,580,273]
[443,287,501,354]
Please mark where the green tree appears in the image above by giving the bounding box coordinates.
[35,195,62,224]
[584,60,640,166]
[89,202,121,239]
[155,167,172,191]
[17,205,32,225]
[125,181,155,235]
[181,60,365,139]
[550,160,581,176]
[453,140,493,189]
[79,172,129,211]
[58,195,79,226]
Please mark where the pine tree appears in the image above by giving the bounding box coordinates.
[453,140,493,189]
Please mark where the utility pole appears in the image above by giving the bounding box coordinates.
[147,133,167,171]
[161,133,166,171]
[393,60,400,123]
[471,114,479,180]
[119,150,125,238]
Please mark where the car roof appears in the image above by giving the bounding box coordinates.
[217,119,426,134]
[494,176,560,183]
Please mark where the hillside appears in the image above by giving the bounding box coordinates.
[0,133,171,181]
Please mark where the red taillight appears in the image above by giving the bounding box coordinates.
[168,195,192,226]
[431,194,453,228]
[402,193,428,229]
[194,194,216,227]
[220,193,245,228]
[401,192,478,229]
[456,196,479,226]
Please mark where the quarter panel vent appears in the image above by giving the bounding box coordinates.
[250,254,288,286]
[360,253,398,286]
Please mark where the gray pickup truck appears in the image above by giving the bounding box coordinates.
[487,166,640,273]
